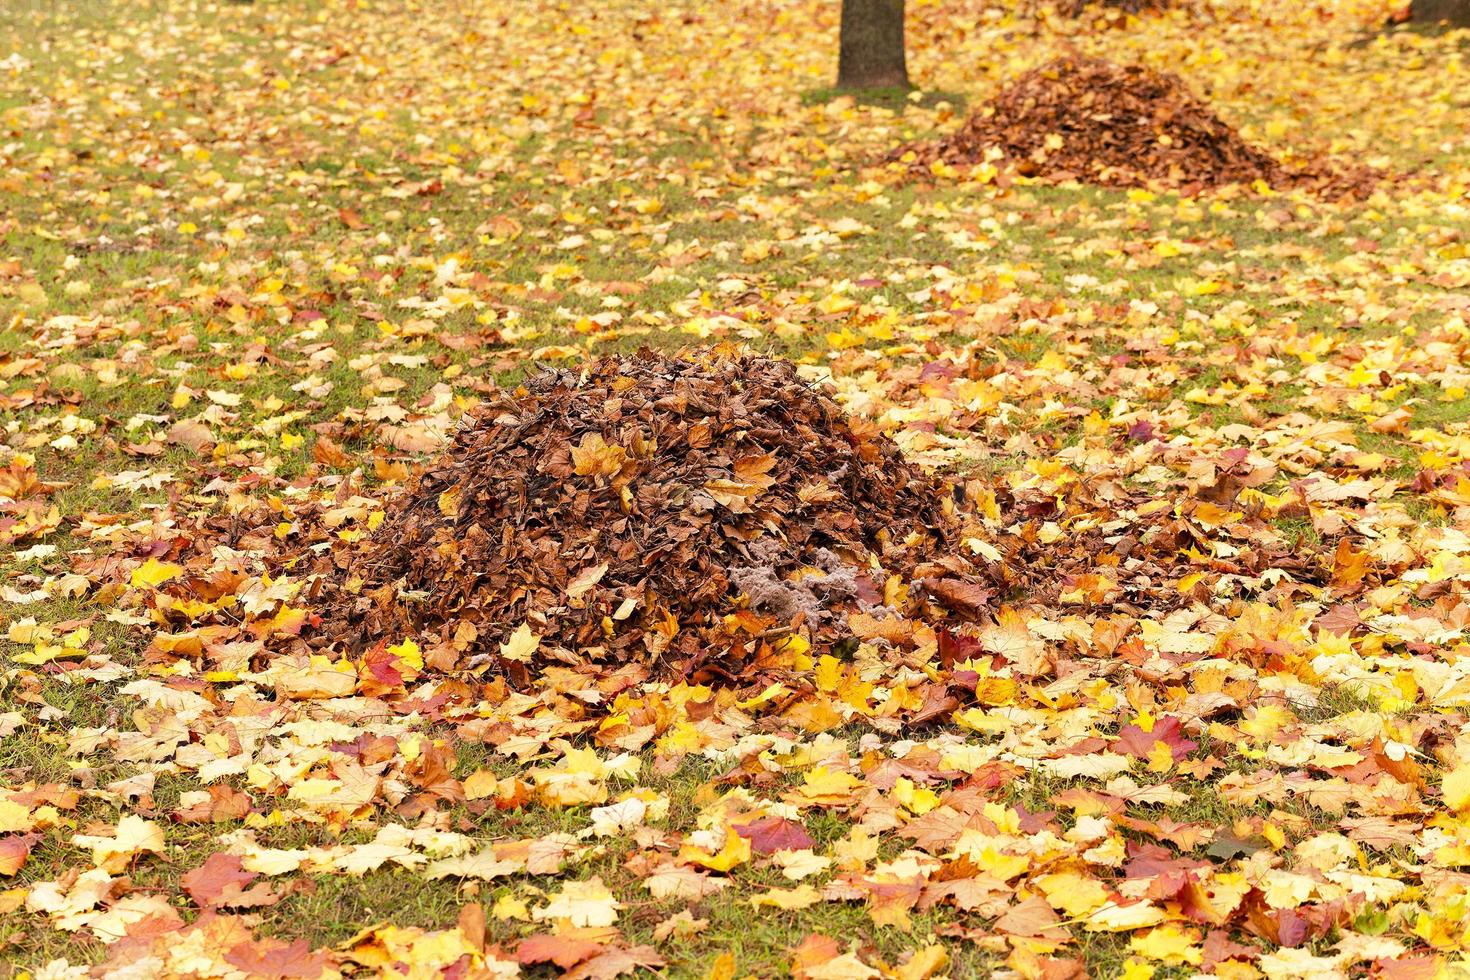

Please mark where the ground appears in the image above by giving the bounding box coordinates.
[2,0,1470,977]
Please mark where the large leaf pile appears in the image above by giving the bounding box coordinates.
[317,348,964,682]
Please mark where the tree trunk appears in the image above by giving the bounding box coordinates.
[837,0,909,90]
[1411,0,1470,25]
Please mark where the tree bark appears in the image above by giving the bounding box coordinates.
[1411,0,1470,25]
[837,0,909,90]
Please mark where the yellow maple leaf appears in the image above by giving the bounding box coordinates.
[894,946,949,980]
[749,884,820,910]
[794,765,863,804]
[678,827,751,873]
[894,777,940,816]
[1442,763,1470,812]
[387,638,423,671]
[532,876,621,927]
[73,814,166,873]
[1129,925,1202,965]
[499,623,540,663]
[571,433,627,478]
[1036,872,1110,918]
[131,557,184,588]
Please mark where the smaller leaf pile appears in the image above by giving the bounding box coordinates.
[899,56,1373,197]
[317,347,961,681]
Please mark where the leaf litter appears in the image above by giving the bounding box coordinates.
[1,0,1469,977]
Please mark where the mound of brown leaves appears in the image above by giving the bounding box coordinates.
[900,56,1376,198]
[317,348,965,682]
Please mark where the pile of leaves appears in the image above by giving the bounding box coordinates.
[316,348,966,681]
[899,56,1375,197]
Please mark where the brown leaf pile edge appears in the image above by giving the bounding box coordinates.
[1055,0,1181,17]
[315,346,974,684]
[894,55,1382,199]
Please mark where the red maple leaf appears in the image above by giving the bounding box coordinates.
[1116,715,1197,761]
[224,938,329,979]
[733,816,816,854]
[183,853,276,910]
[517,932,605,969]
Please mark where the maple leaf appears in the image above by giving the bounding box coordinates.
[224,937,330,979]
[1116,715,1197,762]
[791,934,844,979]
[571,433,628,478]
[751,883,822,910]
[678,826,752,873]
[1131,925,1203,966]
[1441,762,1470,812]
[733,815,816,854]
[993,896,1067,939]
[652,909,707,942]
[641,862,727,900]
[74,814,167,873]
[499,623,541,663]
[131,557,184,588]
[895,946,950,980]
[182,852,277,909]
[532,876,622,928]
[518,931,606,969]
[977,609,1048,673]
[924,577,994,618]
[566,561,609,603]
[425,849,521,881]
[563,944,667,980]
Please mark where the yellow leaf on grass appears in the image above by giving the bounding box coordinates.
[531,876,621,927]
[73,814,166,873]
[1084,901,1168,931]
[462,770,501,800]
[0,801,33,834]
[1036,872,1110,918]
[794,766,863,805]
[678,827,751,873]
[895,945,950,980]
[491,894,528,921]
[750,883,821,910]
[704,951,736,980]
[1443,763,1470,812]
[1129,925,1202,966]
[131,558,184,588]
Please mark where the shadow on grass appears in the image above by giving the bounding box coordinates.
[1344,20,1470,49]
[800,85,969,112]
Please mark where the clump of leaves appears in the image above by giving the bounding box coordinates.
[897,55,1378,198]
[317,347,970,684]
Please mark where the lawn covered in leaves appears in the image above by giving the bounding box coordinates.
[3,0,1470,976]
